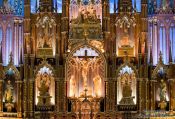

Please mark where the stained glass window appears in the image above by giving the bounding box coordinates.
[53,0,62,13]
[159,24,167,64]
[157,0,161,8]
[109,0,118,13]
[0,26,2,43]
[170,24,175,63]
[132,0,141,12]
[6,25,12,65]
[31,0,39,13]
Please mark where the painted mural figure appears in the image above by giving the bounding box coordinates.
[4,80,14,103]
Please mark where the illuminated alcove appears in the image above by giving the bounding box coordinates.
[66,45,106,98]
[117,65,137,105]
[35,66,55,105]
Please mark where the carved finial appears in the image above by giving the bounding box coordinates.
[124,50,129,62]
[9,52,13,64]
[158,51,163,64]
[42,51,47,61]
[84,31,88,43]
[84,88,88,100]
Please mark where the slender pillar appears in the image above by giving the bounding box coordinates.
[16,80,23,117]
[0,80,3,116]
[150,80,156,110]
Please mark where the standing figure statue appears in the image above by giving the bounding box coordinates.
[37,72,51,96]
[93,75,101,97]
[69,75,76,97]
[160,79,167,102]
[4,80,14,103]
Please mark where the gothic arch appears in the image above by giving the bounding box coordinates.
[116,62,138,105]
[66,44,107,98]
[152,61,167,79]
[116,62,138,78]
[34,60,56,77]
[34,59,56,105]
[66,44,107,67]
[4,63,20,80]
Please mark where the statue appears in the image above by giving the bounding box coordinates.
[119,73,135,105]
[70,75,76,97]
[4,80,14,103]
[93,75,101,97]
[37,72,51,96]
[159,79,167,102]
[37,72,52,105]
[122,79,132,98]
[4,80,14,112]
[37,34,44,48]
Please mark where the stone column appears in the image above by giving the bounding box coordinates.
[0,80,3,116]
[138,78,143,114]
[23,54,29,118]
[169,79,174,112]
[145,79,149,111]
[29,79,34,118]
[55,78,59,112]
[150,80,156,110]
[104,80,108,111]
[16,80,23,118]
[28,55,35,118]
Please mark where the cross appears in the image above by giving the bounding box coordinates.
[84,88,88,99]
[77,50,95,60]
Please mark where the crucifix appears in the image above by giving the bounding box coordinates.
[75,49,97,89]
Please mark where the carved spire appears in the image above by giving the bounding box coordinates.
[39,0,53,12]
[158,51,163,64]
[9,52,13,65]
[118,0,132,12]
[0,42,3,64]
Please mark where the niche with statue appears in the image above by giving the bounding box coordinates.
[35,66,55,107]
[155,67,169,111]
[3,68,17,112]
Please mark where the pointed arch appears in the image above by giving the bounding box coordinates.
[152,61,167,80]
[34,60,56,105]
[66,43,106,98]
[4,63,20,80]
[116,62,138,78]
[34,60,56,77]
